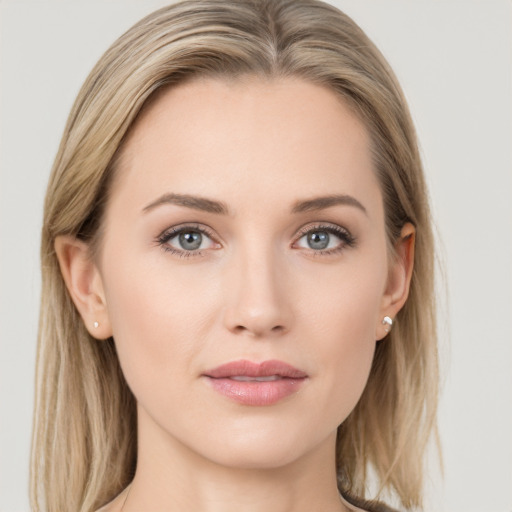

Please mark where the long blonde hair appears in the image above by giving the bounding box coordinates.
[31,1,439,510]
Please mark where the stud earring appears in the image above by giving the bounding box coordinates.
[382,316,393,333]
[93,321,99,329]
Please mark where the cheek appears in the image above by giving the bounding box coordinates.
[299,256,386,421]
[100,252,218,404]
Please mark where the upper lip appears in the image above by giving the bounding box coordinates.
[203,359,308,379]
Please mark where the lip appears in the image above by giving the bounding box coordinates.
[202,359,308,406]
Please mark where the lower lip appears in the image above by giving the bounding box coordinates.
[204,377,307,406]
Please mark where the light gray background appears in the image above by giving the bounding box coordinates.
[1,1,511,511]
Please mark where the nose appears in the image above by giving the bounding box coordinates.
[222,245,293,338]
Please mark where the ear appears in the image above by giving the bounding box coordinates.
[376,223,415,340]
[54,235,112,340]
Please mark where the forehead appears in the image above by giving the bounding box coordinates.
[111,76,381,218]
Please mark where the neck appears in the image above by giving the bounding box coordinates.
[121,407,348,512]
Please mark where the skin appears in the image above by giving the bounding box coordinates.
[56,77,414,512]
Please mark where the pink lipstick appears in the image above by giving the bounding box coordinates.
[203,359,308,406]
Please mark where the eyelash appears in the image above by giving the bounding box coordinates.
[294,224,356,256]
[156,223,216,258]
[156,223,356,258]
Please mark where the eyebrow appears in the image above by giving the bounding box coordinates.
[142,192,366,216]
[143,193,229,215]
[291,194,367,215]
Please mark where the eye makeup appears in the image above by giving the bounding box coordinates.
[293,222,356,256]
[156,223,220,258]
[154,220,357,259]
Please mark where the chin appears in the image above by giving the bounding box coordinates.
[205,442,302,471]
[189,419,332,471]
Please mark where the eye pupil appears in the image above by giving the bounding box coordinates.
[179,231,202,250]
[307,231,329,250]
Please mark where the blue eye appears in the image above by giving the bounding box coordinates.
[305,231,331,250]
[176,231,203,251]
[157,222,355,258]
[157,225,217,256]
[295,225,355,254]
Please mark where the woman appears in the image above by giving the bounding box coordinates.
[31,1,439,511]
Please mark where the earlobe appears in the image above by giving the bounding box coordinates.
[54,235,112,339]
[377,223,415,340]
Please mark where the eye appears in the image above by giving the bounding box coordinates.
[157,224,219,256]
[294,224,355,255]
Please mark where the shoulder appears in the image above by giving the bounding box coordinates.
[340,492,401,512]
[94,485,131,512]
[95,503,115,512]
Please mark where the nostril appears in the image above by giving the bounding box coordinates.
[232,324,286,336]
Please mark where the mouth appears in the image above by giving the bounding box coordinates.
[229,375,282,382]
[202,359,308,406]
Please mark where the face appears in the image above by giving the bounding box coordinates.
[95,77,398,469]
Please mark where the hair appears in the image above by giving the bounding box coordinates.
[31,1,439,511]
